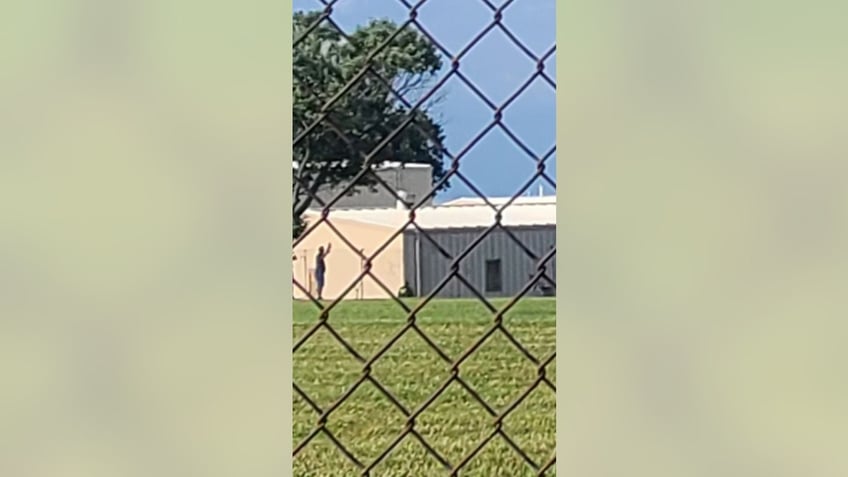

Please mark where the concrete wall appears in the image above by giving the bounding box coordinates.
[402,226,556,299]
[293,217,405,300]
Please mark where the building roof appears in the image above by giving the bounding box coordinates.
[440,195,556,207]
[305,195,556,230]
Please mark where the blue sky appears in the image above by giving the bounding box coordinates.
[293,0,556,202]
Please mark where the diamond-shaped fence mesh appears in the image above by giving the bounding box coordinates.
[293,1,555,475]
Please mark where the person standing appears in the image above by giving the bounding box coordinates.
[314,242,331,300]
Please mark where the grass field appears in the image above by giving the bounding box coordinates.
[293,298,556,476]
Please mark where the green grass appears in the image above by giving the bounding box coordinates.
[293,298,556,476]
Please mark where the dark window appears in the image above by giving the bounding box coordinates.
[485,259,502,293]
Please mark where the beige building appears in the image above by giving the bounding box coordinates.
[293,195,556,301]
[293,215,405,301]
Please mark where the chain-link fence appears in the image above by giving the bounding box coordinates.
[293,0,555,474]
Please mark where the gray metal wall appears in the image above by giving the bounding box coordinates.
[314,165,434,209]
[402,226,556,299]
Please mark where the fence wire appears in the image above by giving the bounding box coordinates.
[293,0,555,474]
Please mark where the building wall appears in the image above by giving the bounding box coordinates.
[312,165,434,209]
[402,226,556,299]
[293,217,405,300]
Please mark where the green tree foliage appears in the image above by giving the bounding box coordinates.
[293,11,450,238]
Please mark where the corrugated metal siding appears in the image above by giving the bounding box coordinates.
[403,226,556,299]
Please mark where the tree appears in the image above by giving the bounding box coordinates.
[293,11,450,238]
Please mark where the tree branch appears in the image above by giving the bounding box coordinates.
[294,163,330,217]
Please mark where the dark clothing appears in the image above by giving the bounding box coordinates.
[314,253,326,290]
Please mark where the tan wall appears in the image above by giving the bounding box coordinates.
[293,217,404,301]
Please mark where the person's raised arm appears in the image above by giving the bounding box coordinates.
[326,243,332,255]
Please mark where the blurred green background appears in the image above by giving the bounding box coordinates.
[558,1,848,476]
[1,1,291,476]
